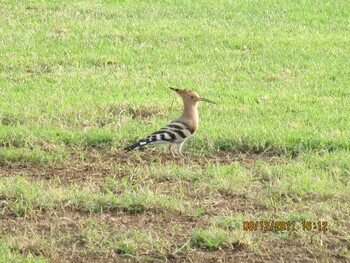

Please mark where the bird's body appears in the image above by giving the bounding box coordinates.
[124,88,215,157]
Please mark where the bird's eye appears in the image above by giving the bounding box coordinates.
[191,96,194,99]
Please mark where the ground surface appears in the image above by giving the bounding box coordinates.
[1,1,350,262]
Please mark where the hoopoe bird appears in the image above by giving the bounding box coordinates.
[124,87,216,157]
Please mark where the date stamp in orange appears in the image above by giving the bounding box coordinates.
[243,221,328,232]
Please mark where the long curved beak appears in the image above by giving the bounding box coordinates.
[200,97,216,104]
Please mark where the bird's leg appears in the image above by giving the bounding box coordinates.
[177,143,187,159]
[169,144,176,157]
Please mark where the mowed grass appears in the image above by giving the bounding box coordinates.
[0,0,349,262]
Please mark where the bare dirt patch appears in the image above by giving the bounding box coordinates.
[1,208,343,263]
[0,149,285,185]
[0,150,348,262]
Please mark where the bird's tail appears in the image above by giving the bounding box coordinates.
[124,139,150,152]
[124,129,180,152]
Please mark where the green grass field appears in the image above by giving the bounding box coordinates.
[1,0,349,262]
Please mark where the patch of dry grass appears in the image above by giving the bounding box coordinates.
[1,150,349,262]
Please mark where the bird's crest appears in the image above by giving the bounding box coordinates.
[169,87,216,104]
[169,87,200,100]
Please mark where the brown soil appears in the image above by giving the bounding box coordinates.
[0,150,347,263]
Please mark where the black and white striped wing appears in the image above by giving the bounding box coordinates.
[144,121,194,145]
[162,121,195,144]
[124,121,194,152]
